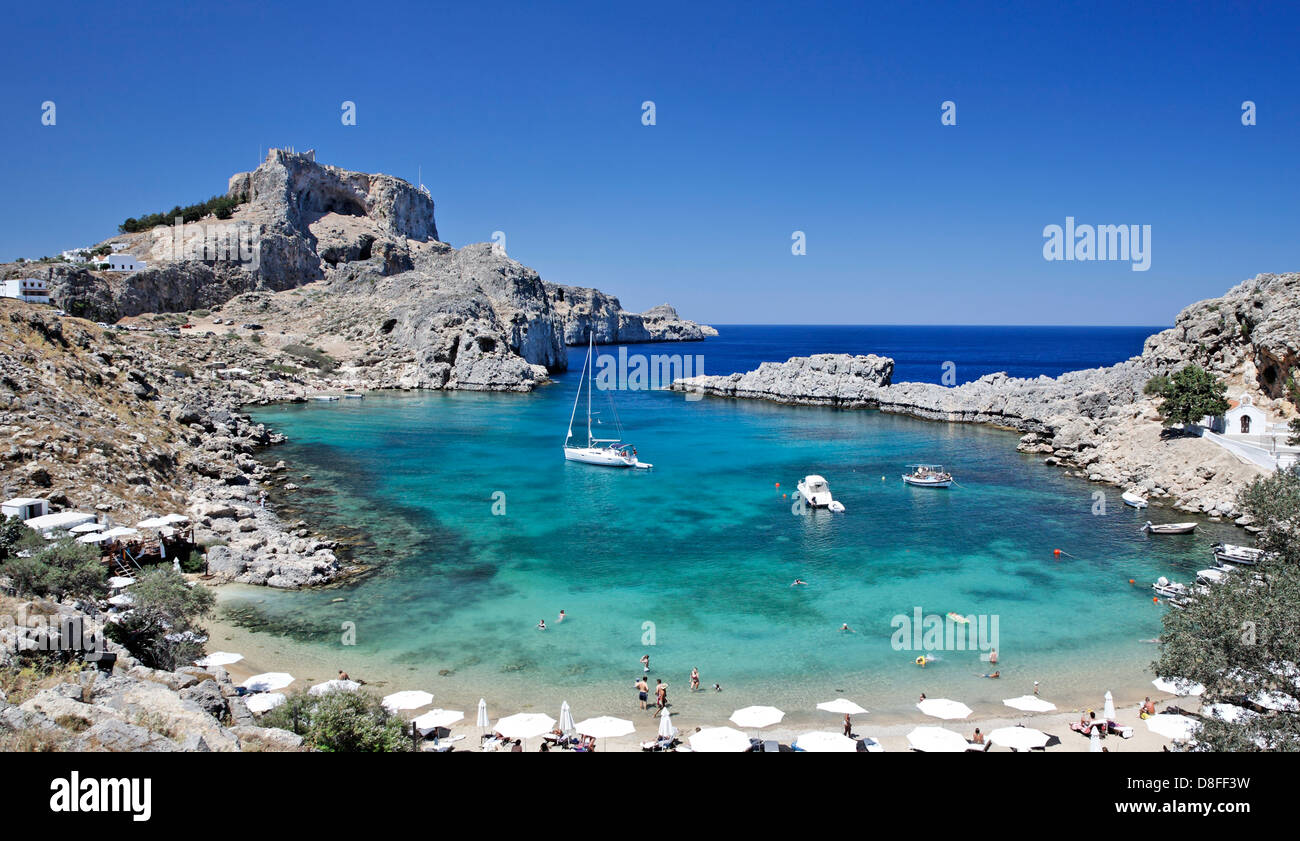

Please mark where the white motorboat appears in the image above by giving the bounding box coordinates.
[796,475,845,512]
[1152,577,1190,599]
[901,464,953,488]
[1121,490,1148,509]
[563,333,652,469]
[1143,521,1196,535]
[1212,542,1265,566]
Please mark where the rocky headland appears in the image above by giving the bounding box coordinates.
[672,273,1300,520]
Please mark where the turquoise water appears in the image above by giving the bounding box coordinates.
[225,367,1240,718]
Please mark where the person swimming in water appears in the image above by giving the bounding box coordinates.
[791,579,808,587]
[982,670,1000,679]
[537,619,546,630]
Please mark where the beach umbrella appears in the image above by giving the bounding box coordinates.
[987,726,1050,751]
[160,513,190,525]
[689,727,752,753]
[1002,695,1056,713]
[309,679,361,696]
[917,698,972,720]
[1152,677,1205,697]
[100,527,139,540]
[575,716,636,746]
[494,713,556,742]
[195,651,243,668]
[382,690,434,712]
[794,731,858,752]
[1103,691,1116,721]
[1250,690,1300,712]
[77,532,112,544]
[107,576,135,589]
[246,693,286,714]
[906,726,969,752]
[816,698,868,715]
[1204,703,1256,724]
[107,594,133,607]
[412,709,464,736]
[1089,728,1102,752]
[70,522,104,534]
[242,672,294,692]
[476,698,489,733]
[1146,714,1200,742]
[558,700,575,735]
[136,517,170,529]
[729,705,785,729]
[657,709,679,740]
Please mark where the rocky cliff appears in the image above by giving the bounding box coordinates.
[30,151,710,392]
[672,273,1300,520]
[546,283,717,345]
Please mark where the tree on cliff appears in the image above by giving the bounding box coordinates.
[1150,365,1229,429]
[1152,466,1300,751]
[105,568,215,671]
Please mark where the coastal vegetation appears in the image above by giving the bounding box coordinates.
[119,192,248,233]
[1153,465,1300,751]
[262,689,409,752]
[103,568,215,671]
[1148,365,1229,429]
[0,523,105,602]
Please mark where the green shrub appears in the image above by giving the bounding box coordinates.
[104,568,214,671]
[263,689,409,752]
[282,344,338,373]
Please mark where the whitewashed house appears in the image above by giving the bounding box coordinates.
[105,253,147,272]
[2,497,48,521]
[1222,393,1268,436]
[1,277,50,303]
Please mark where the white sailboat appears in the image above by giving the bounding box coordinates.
[563,333,652,469]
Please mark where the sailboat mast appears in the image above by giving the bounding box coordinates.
[586,332,593,445]
[566,336,590,445]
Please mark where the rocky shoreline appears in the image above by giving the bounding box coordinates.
[671,273,1300,521]
[0,596,304,751]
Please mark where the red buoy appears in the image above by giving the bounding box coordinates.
[1053,549,1061,557]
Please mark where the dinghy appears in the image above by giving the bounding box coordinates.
[1121,490,1148,509]
[1143,521,1196,535]
[1212,542,1265,566]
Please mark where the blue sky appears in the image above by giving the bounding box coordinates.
[1,0,1296,324]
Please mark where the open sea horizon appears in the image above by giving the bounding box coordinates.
[217,323,1232,726]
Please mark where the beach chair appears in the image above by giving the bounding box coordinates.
[763,740,781,753]
[965,740,991,752]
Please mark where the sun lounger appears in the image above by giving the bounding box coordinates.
[966,740,991,752]
[763,740,781,753]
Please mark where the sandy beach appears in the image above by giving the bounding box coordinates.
[205,598,1190,752]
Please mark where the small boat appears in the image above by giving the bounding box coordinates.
[563,333,652,469]
[1212,542,1265,566]
[901,464,953,488]
[1143,521,1197,535]
[342,394,365,400]
[1196,568,1231,586]
[1121,490,1148,509]
[1152,576,1190,599]
[796,475,845,512]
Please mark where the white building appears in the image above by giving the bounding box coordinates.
[1200,392,1299,471]
[2,497,48,521]
[105,253,147,272]
[1,277,50,303]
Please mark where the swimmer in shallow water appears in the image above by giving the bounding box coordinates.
[982,670,1000,679]
[537,619,546,630]
[791,579,808,587]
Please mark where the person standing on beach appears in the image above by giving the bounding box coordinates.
[690,667,700,692]
[655,679,668,714]
[635,676,649,710]
[843,714,852,737]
